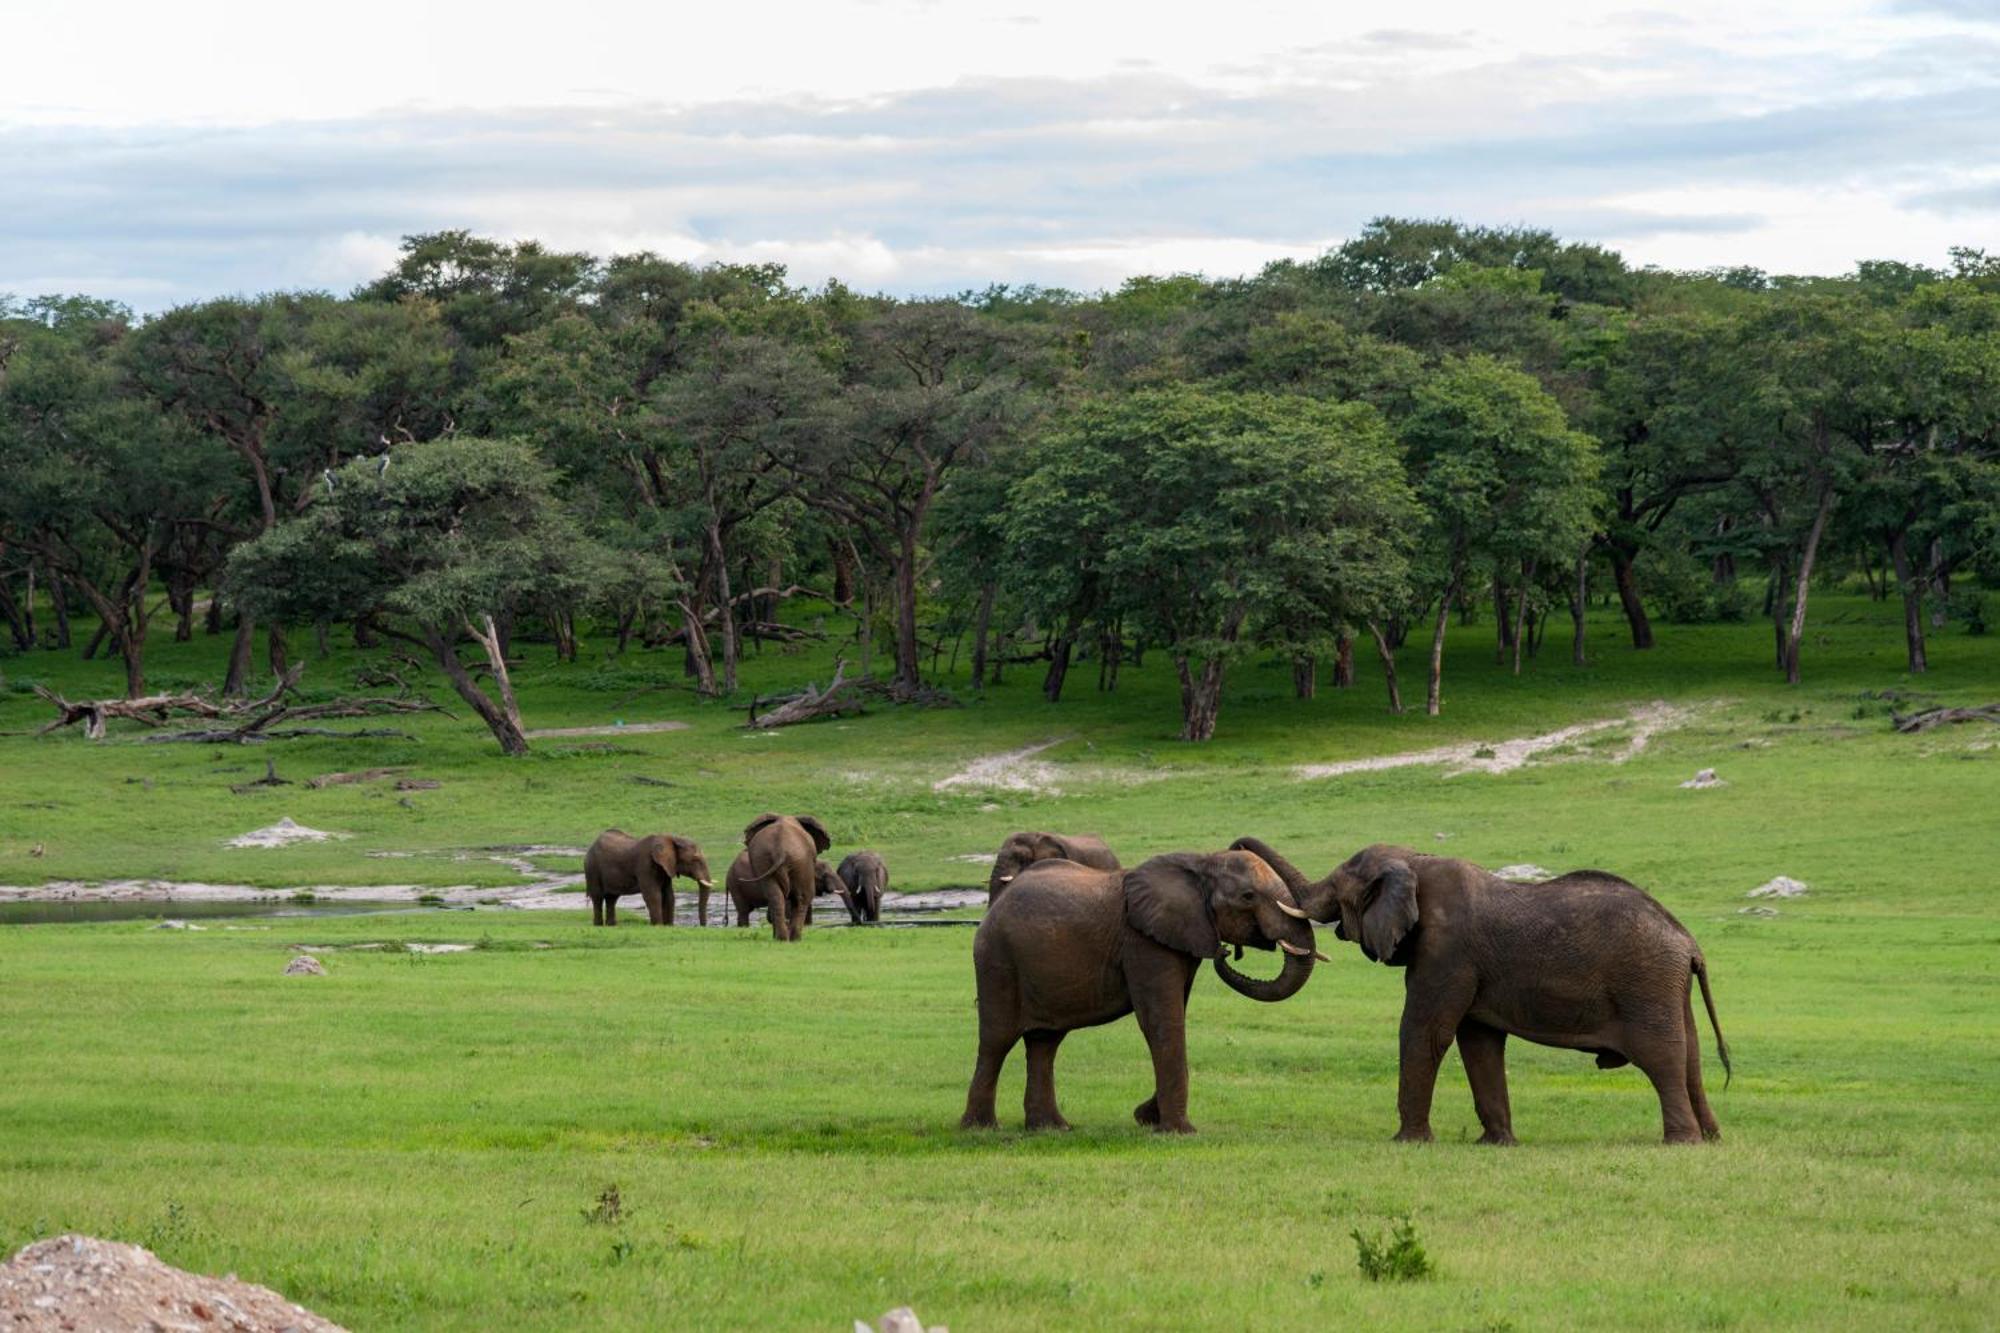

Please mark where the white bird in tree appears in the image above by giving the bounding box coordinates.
[322,469,336,496]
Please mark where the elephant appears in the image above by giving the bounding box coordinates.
[960,847,1325,1134]
[834,850,889,923]
[986,830,1120,901]
[730,812,833,940]
[728,852,841,929]
[582,829,715,926]
[1231,837,1732,1145]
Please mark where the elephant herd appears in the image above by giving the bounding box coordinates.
[584,819,1733,1146]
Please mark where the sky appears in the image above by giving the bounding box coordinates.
[4,0,1999,311]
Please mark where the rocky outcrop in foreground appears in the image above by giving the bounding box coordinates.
[1,1234,344,1331]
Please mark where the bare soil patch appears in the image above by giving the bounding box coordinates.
[1293,702,1695,781]
[524,720,690,738]
[0,1233,345,1331]
[933,738,1069,795]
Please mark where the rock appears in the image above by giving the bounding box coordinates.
[0,1234,345,1331]
[1747,876,1809,899]
[1496,864,1555,882]
[1739,905,1780,917]
[1680,768,1726,789]
[862,1308,946,1333]
[283,955,327,976]
[152,919,205,931]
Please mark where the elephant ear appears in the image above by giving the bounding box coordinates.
[796,815,832,853]
[1124,855,1221,960]
[647,836,678,877]
[669,834,700,863]
[743,812,783,844]
[1357,852,1420,964]
[1034,833,1068,862]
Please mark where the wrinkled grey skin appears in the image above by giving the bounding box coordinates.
[730,813,833,940]
[583,829,715,926]
[1232,837,1732,1146]
[730,854,842,928]
[962,848,1323,1135]
[834,850,889,923]
[986,831,1120,901]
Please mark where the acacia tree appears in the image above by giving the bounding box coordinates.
[226,437,601,754]
[1006,388,1414,740]
[1400,356,1600,714]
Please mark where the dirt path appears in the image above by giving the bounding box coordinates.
[1293,702,1694,780]
[932,737,1070,794]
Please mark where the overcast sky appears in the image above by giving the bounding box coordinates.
[5,0,1999,311]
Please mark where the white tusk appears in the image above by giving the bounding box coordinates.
[698,879,715,888]
[997,874,1014,883]
[1274,900,1310,920]
[1279,940,1330,962]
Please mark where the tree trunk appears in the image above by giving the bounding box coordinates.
[1493,572,1514,662]
[118,624,146,699]
[0,578,30,652]
[830,538,854,606]
[427,627,530,756]
[353,615,377,648]
[315,620,331,658]
[1426,583,1452,716]
[1783,485,1836,685]
[1608,544,1654,649]
[893,528,922,691]
[676,596,718,696]
[1042,629,1073,703]
[1888,527,1927,674]
[1511,558,1536,676]
[1333,632,1355,688]
[1292,655,1316,700]
[267,624,289,682]
[224,614,257,697]
[49,573,72,648]
[1367,621,1404,714]
[1570,544,1590,667]
[969,582,995,689]
[1929,538,1949,629]
[1176,654,1225,742]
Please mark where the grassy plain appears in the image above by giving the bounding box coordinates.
[1,592,1997,1329]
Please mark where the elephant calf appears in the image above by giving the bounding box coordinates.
[1234,838,1732,1145]
[962,848,1324,1134]
[987,830,1120,901]
[583,829,715,926]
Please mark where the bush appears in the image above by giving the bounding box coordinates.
[1352,1215,1433,1282]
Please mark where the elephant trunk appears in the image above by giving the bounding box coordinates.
[1212,941,1314,1003]
[1230,836,1338,922]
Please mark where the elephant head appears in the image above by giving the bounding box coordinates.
[1230,837,1419,966]
[811,858,842,900]
[649,834,715,890]
[989,831,1072,896]
[1124,851,1324,1001]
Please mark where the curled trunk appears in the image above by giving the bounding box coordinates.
[1229,836,1337,921]
[1212,945,1314,1002]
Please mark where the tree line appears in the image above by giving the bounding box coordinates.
[3,220,1998,749]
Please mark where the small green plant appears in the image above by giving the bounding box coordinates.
[582,1183,625,1226]
[1352,1215,1433,1283]
[290,890,318,904]
[1471,745,1497,759]
[606,1237,634,1266]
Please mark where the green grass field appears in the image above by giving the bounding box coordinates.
[2,593,1997,1329]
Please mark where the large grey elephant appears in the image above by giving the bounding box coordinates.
[582,829,715,926]
[961,848,1325,1134]
[1232,837,1732,1145]
[834,850,889,923]
[728,852,841,929]
[730,812,833,940]
[987,830,1119,901]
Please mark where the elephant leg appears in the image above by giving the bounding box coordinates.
[699,884,710,928]
[765,883,790,940]
[1394,999,1465,1143]
[1132,982,1194,1134]
[866,888,882,922]
[787,878,810,940]
[1456,1018,1516,1146]
[1627,1010,1700,1144]
[1023,1030,1071,1131]
[589,894,604,927]
[736,901,751,928]
[1684,993,1721,1142]
[960,991,1018,1131]
[604,896,617,927]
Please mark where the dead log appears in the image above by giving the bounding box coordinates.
[230,759,291,794]
[745,661,864,730]
[139,726,422,744]
[1893,704,2000,733]
[306,766,410,789]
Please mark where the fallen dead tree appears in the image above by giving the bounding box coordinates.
[745,662,958,730]
[34,664,449,742]
[1893,703,2000,733]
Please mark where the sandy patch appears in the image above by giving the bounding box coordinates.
[1293,702,1695,781]
[1748,876,1809,899]
[0,1234,345,1331]
[227,818,342,849]
[524,720,689,738]
[933,738,1069,795]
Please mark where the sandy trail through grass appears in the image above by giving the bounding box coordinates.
[1292,700,1695,779]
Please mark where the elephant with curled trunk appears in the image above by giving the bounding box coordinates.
[834,851,889,923]
[987,830,1119,901]
[1232,837,1732,1145]
[731,812,833,940]
[583,829,715,926]
[961,848,1324,1134]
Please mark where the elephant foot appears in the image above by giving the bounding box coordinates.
[1701,1125,1723,1143]
[1025,1113,1072,1133]
[959,1110,999,1131]
[1132,1097,1160,1126]
[1475,1129,1518,1147]
[1151,1118,1197,1135]
[1662,1129,1703,1146]
[1392,1126,1435,1144]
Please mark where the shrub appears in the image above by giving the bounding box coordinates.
[1352,1216,1433,1283]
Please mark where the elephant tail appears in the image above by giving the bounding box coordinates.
[1693,954,1732,1088]
[739,856,787,885]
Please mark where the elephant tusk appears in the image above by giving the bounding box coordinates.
[1279,940,1330,962]
[997,874,1014,883]
[1273,900,1310,920]
[698,879,715,889]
